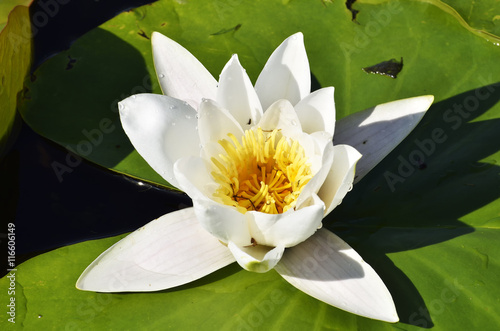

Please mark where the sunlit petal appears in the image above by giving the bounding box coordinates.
[119,93,199,188]
[76,208,235,292]
[258,99,303,138]
[173,155,218,201]
[228,242,285,273]
[193,199,252,247]
[152,32,217,108]
[295,87,336,136]
[255,32,310,110]
[334,95,434,183]
[198,99,244,147]
[319,144,362,216]
[296,141,334,209]
[275,228,399,322]
[248,194,324,247]
[217,54,263,130]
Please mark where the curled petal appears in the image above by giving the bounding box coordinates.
[173,156,218,201]
[255,32,311,110]
[76,208,235,292]
[275,228,399,322]
[248,194,325,247]
[318,145,362,216]
[174,158,252,247]
[119,94,199,188]
[152,32,217,108]
[296,141,334,209]
[217,54,263,130]
[258,99,303,138]
[228,242,285,273]
[193,199,252,247]
[198,99,244,147]
[295,87,336,136]
[334,95,434,183]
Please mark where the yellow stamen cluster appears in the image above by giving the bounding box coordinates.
[211,127,313,214]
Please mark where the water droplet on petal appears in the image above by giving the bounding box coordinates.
[159,74,165,78]
[169,105,176,110]
[291,120,297,126]
[132,95,136,99]
[347,184,353,192]
[118,103,124,111]
[185,114,192,120]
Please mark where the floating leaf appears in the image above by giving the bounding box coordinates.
[0,3,32,156]
[9,0,500,329]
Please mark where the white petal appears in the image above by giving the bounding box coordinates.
[193,199,252,247]
[255,32,311,110]
[257,99,303,138]
[217,54,263,130]
[334,95,434,183]
[248,194,324,247]
[295,87,336,136]
[76,208,235,292]
[296,140,334,209]
[198,99,244,147]
[152,32,217,108]
[119,94,199,188]
[228,242,285,273]
[174,158,252,246]
[319,145,362,216]
[295,132,325,174]
[275,228,399,322]
[173,156,218,201]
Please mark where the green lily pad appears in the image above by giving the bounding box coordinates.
[0,0,31,31]
[441,0,500,37]
[0,3,32,156]
[18,0,500,189]
[9,0,500,330]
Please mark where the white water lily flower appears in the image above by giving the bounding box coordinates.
[77,32,434,323]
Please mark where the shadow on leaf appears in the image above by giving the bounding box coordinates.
[328,82,500,327]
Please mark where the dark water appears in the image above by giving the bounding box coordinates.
[1,0,190,273]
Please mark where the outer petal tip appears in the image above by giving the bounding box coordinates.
[275,229,399,323]
[76,208,235,292]
[255,32,310,109]
[287,31,304,41]
[152,31,217,107]
[151,31,161,43]
[334,94,435,183]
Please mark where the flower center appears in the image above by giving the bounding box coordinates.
[211,128,312,214]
